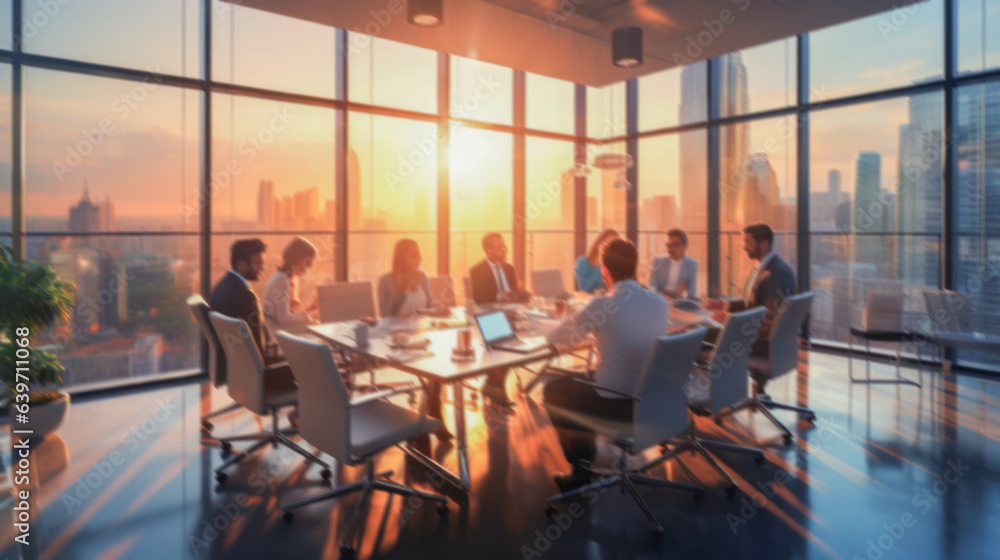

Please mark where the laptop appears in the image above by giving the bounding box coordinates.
[474,310,550,354]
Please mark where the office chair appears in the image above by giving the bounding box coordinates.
[428,275,457,308]
[848,291,923,387]
[544,328,708,534]
[648,308,767,496]
[922,290,1000,371]
[275,331,448,559]
[186,295,242,437]
[317,281,377,323]
[208,312,332,483]
[531,268,570,300]
[746,292,816,443]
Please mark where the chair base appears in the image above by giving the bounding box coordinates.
[546,449,704,533]
[282,460,448,557]
[643,428,764,496]
[200,401,243,431]
[214,409,330,483]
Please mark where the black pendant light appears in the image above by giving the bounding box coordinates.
[612,26,643,68]
[408,0,443,27]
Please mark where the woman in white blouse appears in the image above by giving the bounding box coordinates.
[377,239,452,441]
[261,236,318,335]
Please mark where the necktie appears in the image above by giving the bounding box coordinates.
[493,264,509,294]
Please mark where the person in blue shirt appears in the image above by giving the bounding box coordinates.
[574,229,619,293]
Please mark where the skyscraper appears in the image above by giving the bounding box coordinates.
[852,152,891,273]
[679,63,708,234]
[257,179,275,227]
[896,94,942,290]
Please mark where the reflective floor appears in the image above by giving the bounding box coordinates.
[1,350,999,560]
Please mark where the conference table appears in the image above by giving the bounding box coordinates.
[308,297,720,491]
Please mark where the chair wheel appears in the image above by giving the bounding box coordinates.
[754,453,765,464]
[783,434,793,445]
[220,441,232,452]
[202,421,213,432]
[714,417,723,425]
[436,504,449,516]
[321,468,332,480]
[650,529,664,541]
[725,485,736,498]
[802,413,816,423]
[283,511,294,522]
[215,472,228,483]
[544,505,557,517]
[339,545,356,560]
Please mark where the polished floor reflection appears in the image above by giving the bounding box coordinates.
[1,350,998,559]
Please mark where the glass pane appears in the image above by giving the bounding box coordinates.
[212,0,337,97]
[526,72,574,134]
[954,82,1000,368]
[25,68,200,233]
[719,38,795,117]
[449,126,512,287]
[585,141,627,234]
[450,56,513,125]
[24,0,199,78]
[525,137,575,291]
[0,3,10,50]
[348,113,438,281]
[811,93,945,346]
[0,65,9,238]
[957,0,1000,75]
[24,234,201,390]
[638,61,707,132]
[587,83,625,139]
[720,116,797,298]
[349,35,437,114]
[637,131,708,294]
[211,94,336,234]
[810,0,943,100]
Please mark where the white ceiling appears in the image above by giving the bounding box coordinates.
[229,0,914,87]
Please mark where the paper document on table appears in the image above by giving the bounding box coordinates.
[386,349,435,363]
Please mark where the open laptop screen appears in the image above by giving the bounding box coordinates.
[475,311,514,344]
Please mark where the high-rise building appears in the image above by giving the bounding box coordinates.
[69,186,102,233]
[349,148,362,229]
[679,63,708,234]
[257,179,275,227]
[896,94,942,290]
[560,170,574,231]
[852,152,891,273]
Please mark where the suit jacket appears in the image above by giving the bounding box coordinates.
[731,253,796,341]
[377,270,433,317]
[210,271,267,354]
[469,259,518,304]
[649,255,699,299]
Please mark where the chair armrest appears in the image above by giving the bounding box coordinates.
[571,378,640,401]
[693,363,712,373]
[263,361,290,374]
[350,383,419,407]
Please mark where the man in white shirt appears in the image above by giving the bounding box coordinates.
[543,239,669,491]
[649,228,699,299]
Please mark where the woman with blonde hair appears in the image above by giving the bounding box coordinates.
[261,236,319,335]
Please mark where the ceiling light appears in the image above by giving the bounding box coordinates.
[612,26,643,68]
[408,0,443,27]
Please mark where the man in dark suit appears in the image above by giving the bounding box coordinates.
[210,239,271,357]
[706,222,796,349]
[468,232,530,410]
[469,232,531,304]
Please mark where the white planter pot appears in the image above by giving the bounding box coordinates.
[10,392,71,439]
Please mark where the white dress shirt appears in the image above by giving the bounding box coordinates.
[744,250,776,303]
[547,279,669,398]
[666,257,684,293]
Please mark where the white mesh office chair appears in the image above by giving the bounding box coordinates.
[746,292,817,443]
[428,275,457,309]
[317,281,377,323]
[531,268,570,300]
[923,290,1000,367]
[648,308,767,496]
[275,331,448,559]
[186,295,242,436]
[208,312,332,483]
[544,328,708,534]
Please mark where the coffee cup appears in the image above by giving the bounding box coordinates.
[352,321,370,346]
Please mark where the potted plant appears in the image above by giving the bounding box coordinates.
[0,244,75,438]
